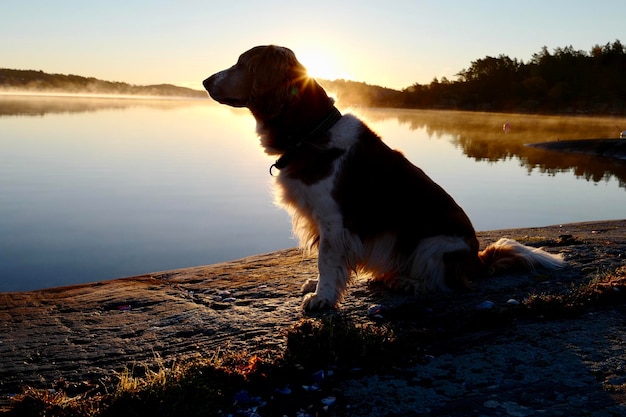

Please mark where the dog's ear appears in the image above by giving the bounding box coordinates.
[247,46,309,119]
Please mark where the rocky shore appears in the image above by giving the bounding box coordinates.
[1,219,625,416]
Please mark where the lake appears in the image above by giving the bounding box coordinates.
[1,94,625,292]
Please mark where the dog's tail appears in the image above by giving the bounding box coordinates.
[478,238,566,276]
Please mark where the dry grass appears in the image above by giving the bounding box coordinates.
[4,351,247,417]
[523,265,626,318]
[284,315,396,370]
[2,319,391,417]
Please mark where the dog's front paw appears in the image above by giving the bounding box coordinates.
[301,278,318,294]
[302,292,335,312]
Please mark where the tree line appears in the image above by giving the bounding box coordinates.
[321,40,626,115]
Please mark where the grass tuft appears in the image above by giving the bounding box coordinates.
[523,266,626,318]
[283,315,394,371]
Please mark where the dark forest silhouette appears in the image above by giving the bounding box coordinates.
[321,40,626,115]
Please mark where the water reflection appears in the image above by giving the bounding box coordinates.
[0,93,206,117]
[3,95,624,188]
[2,94,624,188]
[360,108,626,189]
[1,95,624,291]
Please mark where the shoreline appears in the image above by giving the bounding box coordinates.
[3,218,623,296]
[1,219,625,414]
[527,138,626,160]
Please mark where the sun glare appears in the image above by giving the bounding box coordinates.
[297,50,351,81]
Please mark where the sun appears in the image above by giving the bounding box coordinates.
[296,49,351,81]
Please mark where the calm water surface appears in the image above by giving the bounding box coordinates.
[1,94,625,291]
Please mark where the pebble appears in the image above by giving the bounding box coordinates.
[274,386,291,395]
[475,300,495,310]
[367,304,386,319]
[506,298,521,305]
[311,370,325,384]
[233,390,263,406]
[234,390,251,404]
[321,396,336,406]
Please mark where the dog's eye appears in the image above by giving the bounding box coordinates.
[236,61,253,73]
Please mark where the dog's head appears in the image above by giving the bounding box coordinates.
[203,46,311,119]
[203,45,335,126]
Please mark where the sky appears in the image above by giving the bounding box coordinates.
[1,1,625,91]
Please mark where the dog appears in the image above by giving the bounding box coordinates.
[203,45,565,311]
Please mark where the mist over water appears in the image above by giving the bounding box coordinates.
[1,95,625,291]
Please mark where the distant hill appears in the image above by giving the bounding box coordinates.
[0,68,402,106]
[0,68,206,98]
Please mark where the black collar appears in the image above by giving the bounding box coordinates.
[270,106,342,175]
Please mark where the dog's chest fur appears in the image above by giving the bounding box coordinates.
[272,115,362,248]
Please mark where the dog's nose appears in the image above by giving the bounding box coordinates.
[202,76,213,91]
